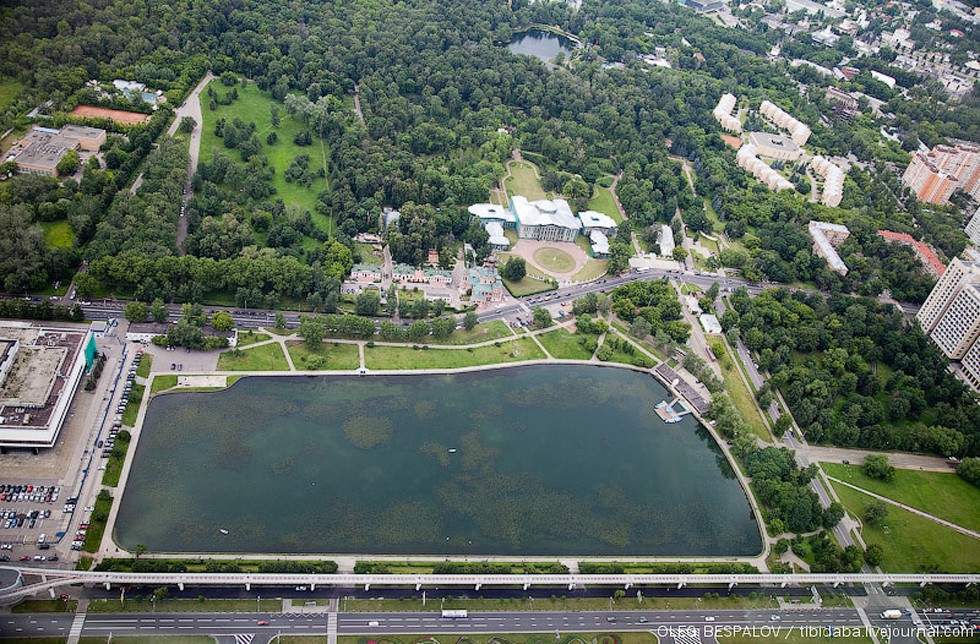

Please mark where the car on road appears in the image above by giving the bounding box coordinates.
[704,616,715,622]
[257,620,270,626]
[770,615,781,621]
[638,616,648,623]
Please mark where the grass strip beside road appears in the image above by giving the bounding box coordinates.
[364,337,545,370]
[217,341,290,371]
[718,634,872,644]
[120,383,144,427]
[79,639,214,644]
[711,340,772,443]
[101,430,131,487]
[11,599,78,613]
[829,481,980,572]
[344,595,777,612]
[135,353,153,379]
[339,635,657,644]
[82,491,112,553]
[86,598,283,613]
[821,462,980,532]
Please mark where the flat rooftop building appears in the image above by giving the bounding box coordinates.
[808,221,850,275]
[0,322,91,449]
[748,132,801,161]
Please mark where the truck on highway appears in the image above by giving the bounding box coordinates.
[881,610,903,619]
[441,610,468,619]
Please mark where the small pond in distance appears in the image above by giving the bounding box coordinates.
[115,365,761,556]
[507,29,575,65]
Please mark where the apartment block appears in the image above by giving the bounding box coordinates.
[917,257,980,392]
[902,143,980,205]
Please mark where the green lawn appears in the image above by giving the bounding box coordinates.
[344,595,775,613]
[287,341,361,370]
[355,242,384,265]
[431,320,513,345]
[40,220,75,249]
[712,340,772,442]
[135,353,152,379]
[81,639,214,644]
[365,338,545,369]
[573,259,609,281]
[830,481,980,572]
[821,463,980,532]
[82,492,112,553]
[538,328,597,360]
[588,185,623,223]
[199,80,331,233]
[0,77,23,110]
[339,635,657,644]
[120,383,144,426]
[102,431,131,487]
[533,246,577,274]
[719,635,871,644]
[149,374,178,395]
[11,599,77,613]
[499,252,557,296]
[87,598,282,613]
[217,342,290,371]
[505,161,547,200]
[236,330,272,347]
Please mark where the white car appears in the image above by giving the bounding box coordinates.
[705,617,715,622]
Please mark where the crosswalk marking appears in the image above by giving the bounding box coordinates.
[233,634,254,644]
[67,613,85,641]
[673,626,702,644]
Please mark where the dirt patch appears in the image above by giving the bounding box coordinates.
[70,105,151,125]
[721,134,742,149]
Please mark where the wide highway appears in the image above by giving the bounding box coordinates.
[68,265,919,332]
[2,607,976,640]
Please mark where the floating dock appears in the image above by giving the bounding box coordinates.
[655,397,691,423]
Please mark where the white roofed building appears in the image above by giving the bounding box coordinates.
[511,196,579,243]
[485,221,510,250]
[589,230,610,258]
[468,203,516,227]
[578,210,618,235]
[808,220,850,275]
[659,224,675,258]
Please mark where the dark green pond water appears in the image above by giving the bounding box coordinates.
[507,29,575,65]
[115,365,761,555]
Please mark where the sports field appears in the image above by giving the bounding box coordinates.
[70,105,151,124]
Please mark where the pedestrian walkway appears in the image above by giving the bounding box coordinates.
[66,612,85,644]
[826,476,980,540]
[327,599,339,644]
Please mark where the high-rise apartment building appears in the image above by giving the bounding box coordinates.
[902,143,980,205]
[917,257,980,392]
[966,205,980,246]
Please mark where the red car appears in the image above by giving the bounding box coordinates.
[257,620,270,626]
[19,556,30,561]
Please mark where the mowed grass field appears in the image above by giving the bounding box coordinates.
[538,328,596,360]
[821,462,980,532]
[0,77,23,110]
[199,80,332,234]
[533,246,577,273]
[505,161,548,200]
[40,220,75,249]
[216,342,290,371]
[587,185,623,223]
[711,340,772,443]
[287,341,361,370]
[365,337,545,369]
[829,481,980,572]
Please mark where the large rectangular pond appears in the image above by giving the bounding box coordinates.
[116,365,761,556]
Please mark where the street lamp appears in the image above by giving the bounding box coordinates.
[257,595,260,612]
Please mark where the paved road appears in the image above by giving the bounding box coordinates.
[167,70,215,253]
[2,608,976,640]
[799,446,953,472]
